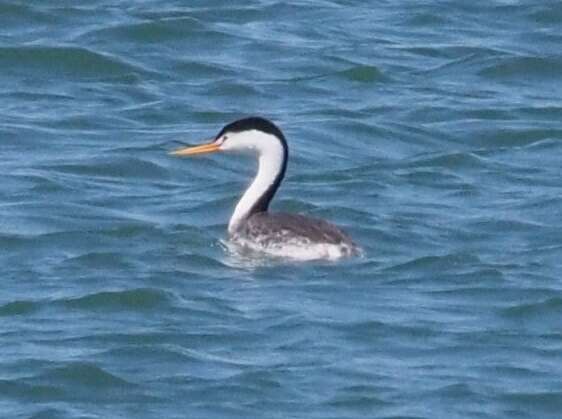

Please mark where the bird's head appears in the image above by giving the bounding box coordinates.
[171,117,287,157]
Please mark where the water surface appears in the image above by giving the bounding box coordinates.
[1,1,562,418]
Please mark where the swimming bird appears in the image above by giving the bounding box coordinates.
[171,117,359,260]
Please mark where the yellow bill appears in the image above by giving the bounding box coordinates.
[170,141,220,156]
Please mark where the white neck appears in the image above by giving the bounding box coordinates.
[227,133,286,234]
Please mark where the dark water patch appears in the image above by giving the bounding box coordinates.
[312,205,376,225]
[327,384,391,411]
[181,195,236,224]
[260,313,309,337]
[406,12,449,26]
[4,90,75,104]
[176,293,249,321]
[43,156,169,180]
[129,4,276,24]
[82,16,205,43]
[386,253,481,274]
[315,120,415,159]
[516,106,562,122]
[44,113,140,131]
[0,379,66,402]
[0,2,54,28]
[425,283,538,303]
[423,382,480,400]
[186,381,264,406]
[402,45,502,61]
[26,362,156,403]
[464,217,546,235]
[60,251,133,270]
[186,110,245,125]
[226,369,283,392]
[514,195,562,212]
[28,408,75,419]
[102,222,167,240]
[0,233,29,250]
[405,105,516,125]
[40,362,132,388]
[478,364,552,380]
[61,288,171,312]
[408,152,484,174]
[501,297,562,320]
[331,319,441,343]
[26,174,69,194]
[337,65,389,83]
[500,391,562,415]
[0,204,155,241]
[205,80,262,97]
[418,49,507,78]
[96,344,208,368]
[53,331,175,348]
[76,328,260,353]
[395,167,468,189]
[462,107,518,121]
[479,56,562,81]
[0,300,39,317]
[0,46,148,79]
[173,60,233,79]
[458,126,562,149]
[529,3,562,24]
[172,253,231,273]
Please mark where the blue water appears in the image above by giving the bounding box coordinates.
[1,1,562,418]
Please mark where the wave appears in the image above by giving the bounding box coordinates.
[61,288,171,311]
[480,56,562,81]
[46,154,168,178]
[501,297,562,319]
[80,16,205,43]
[0,300,38,317]
[337,65,389,83]
[0,46,149,79]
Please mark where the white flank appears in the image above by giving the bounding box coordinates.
[228,235,358,261]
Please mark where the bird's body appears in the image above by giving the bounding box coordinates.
[172,117,360,260]
[233,212,357,260]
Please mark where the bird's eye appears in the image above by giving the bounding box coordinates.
[223,135,228,141]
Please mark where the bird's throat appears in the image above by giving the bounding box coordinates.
[228,145,286,234]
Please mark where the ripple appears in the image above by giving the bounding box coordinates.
[0,46,149,79]
[501,391,562,414]
[0,2,51,26]
[530,3,562,24]
[337,65,389,83]
[41,362,133,388]
[43,156,169,180]
[2,1,562,418]
[82,16,205,43]
[61,288,172,311]
[0,233,28,250]
[28,409,69,419]
[18,361,158,403]
[408,151,490,170]
[60,251,133,270]
[501,297,562,319]
[480,56,562,81]
[386,253,482,273]
[0,379,65,402]
[327,384,391,410]
[0,300,38,317]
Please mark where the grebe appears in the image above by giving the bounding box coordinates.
[171,117,359,260]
